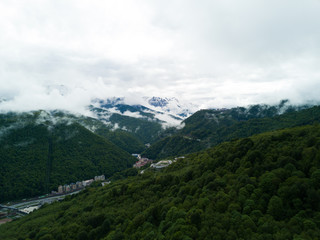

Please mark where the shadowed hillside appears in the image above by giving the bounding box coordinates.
[0,111,136,202]
[1,123,320,239]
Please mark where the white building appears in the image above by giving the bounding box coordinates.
[150,160,173,169]
[58,185,63,193]
[132,154,141,159]
[94,175,105,181]
[82,179,94,187]
[101,181,111,187]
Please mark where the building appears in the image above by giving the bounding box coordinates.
[20,206,39,214]
[133,158,153,168]
[132,153,141,159]
[65,185,71,192]
[82,179,94,187]
[76,181,83,188]
[70,183,77,190]
[101,181,111,187]
[94,175,105,181]
[56,175,106,195]
[150,160,173,169]
[58,185,63,194]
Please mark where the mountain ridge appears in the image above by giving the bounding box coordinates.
[1,123,320,239]
[0,110,137,202]
[143,101,319,159]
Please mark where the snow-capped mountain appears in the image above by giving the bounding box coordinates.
[145,97,198,118]
[90,97,199,128]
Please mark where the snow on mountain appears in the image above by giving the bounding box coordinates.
[90,96,199,128]
[145,97,198,118]
[147,97,170,108]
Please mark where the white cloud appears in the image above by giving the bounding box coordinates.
[0,0,320,114]
[122,111,144,119]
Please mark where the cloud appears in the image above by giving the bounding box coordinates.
[0,0,320,115]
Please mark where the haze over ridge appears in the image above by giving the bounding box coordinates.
[1,0,320,114]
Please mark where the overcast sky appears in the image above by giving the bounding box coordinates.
[0,0,320,113]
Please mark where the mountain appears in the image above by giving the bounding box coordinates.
[31,109,146,154]
[90,105,164,144]
[146,96,198,118]
[89,97,197,144]
[2,123,320,239]
[96,129,146,154]
[143,101,318,159]
[0,110,136,202]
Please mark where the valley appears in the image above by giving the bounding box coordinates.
[1,1,318,239]
[1,99,320,239]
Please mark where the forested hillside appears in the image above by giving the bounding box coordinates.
[0,111,136,202]
[94,128,146,154]
[2,123,320,239]
[108,113,163,144]
[90,97,192,144]
[91,107,165,144]
[58,110,148,153]
[143,105,320,159]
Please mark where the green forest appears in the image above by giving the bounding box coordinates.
[2,123,320,239]
[95,129,146,154]
[143,105,320,159]
[0,112,136,202]
[91,107,164,144]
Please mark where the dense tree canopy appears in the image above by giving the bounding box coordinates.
[2,123,320,239]
[144,105,320,159]
[0,112,136,202]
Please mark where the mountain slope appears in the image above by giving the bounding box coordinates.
[90,106,165,144]
[0,111,136,202]
[89,96,196,144]
[54,109,147,153]
[146,96,198,118]
[143,103,319,159]
[1,124,320,239]
[96,129,146,154]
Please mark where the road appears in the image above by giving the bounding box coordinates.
[1,190,81,215]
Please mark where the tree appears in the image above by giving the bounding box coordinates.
[267,196,284,220]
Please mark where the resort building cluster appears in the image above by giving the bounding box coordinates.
[132,153,186,170]
[150,160,173,169]
[133,158,153,168]
[57,175,105,194]
[132,154,153,168]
